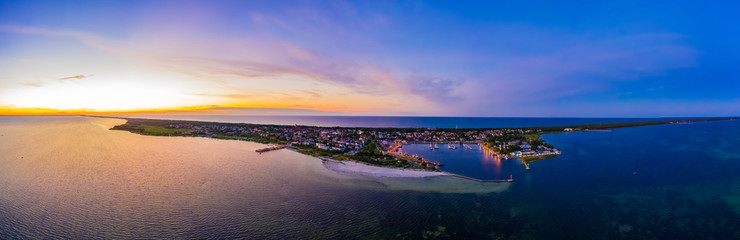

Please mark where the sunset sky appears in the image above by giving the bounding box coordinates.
[1,1,739,117]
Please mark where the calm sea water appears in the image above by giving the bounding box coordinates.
[115,115,683,128]
[402,144,526,180]
[1,116,739,239]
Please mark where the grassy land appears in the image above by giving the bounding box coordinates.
[142,126,194,136]
[345,140,436,170]
[520,154,561,163]
[293,142,437,170]
[111,123,197,136]
[522,117,735,133]
[523,133,542,142]
[291,144,344,158]
[109,118,288,144]
[212,134,288,144]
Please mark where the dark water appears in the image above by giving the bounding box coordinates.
[402,144,526,180]
[1,116,739,239]
[118,114,683,128]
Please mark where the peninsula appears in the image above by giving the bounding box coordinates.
[105,117,734,175]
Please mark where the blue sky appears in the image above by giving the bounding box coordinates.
[1,0,738,116]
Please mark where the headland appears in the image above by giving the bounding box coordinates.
[103,116,734,178]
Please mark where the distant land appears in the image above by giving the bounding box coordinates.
[96,115,723,129]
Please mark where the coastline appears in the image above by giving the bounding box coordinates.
[101,115,736,180]
[320,158,451,178]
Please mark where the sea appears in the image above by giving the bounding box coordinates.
[0,116,738,239]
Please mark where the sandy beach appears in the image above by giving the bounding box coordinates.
[322,159,451,178]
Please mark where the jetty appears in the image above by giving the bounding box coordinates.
[450,174,514,183]
[519,158,531,171]
[256,145,289,153]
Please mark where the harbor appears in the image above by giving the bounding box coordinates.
[399,143,527,181]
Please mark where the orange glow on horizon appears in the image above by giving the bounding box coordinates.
[0,102,384,116]
[0,91,410,115]
[0,105,216,115]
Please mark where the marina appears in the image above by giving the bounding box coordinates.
[401,143,527,180]
[388,142,444,168]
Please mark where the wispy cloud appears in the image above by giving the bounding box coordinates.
[446,33,698,116]
[59,74,92,80]
[299,90,321,98]
[0,4,700,117]
[0,25,132,56]
[0,22,448,114]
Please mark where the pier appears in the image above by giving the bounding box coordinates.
[519,158,531,171]
[256,145,289,153]
[450,174,514,183]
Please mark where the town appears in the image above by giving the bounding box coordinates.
[108,117,733,171]
[110,118,564,170]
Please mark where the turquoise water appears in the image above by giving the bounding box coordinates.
[511,120,740,238]
[0,116,739,239]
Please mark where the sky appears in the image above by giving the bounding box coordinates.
[0,0,739,117]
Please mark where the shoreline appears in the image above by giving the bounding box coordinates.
[100,115,736,180]
[320,158,451,178]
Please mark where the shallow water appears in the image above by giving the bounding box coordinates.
[0,116,506,239]
[0,116,739,239]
